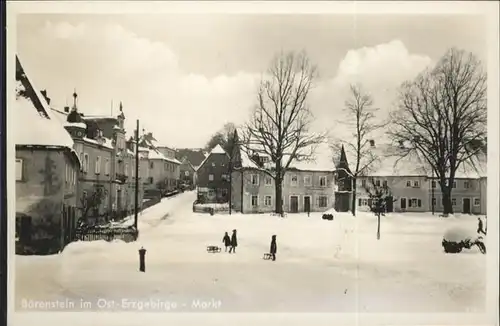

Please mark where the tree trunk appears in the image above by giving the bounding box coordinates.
[377,213,381,240]
[351,179,357,217]
[442,186,453,215]
[275,176,283,216]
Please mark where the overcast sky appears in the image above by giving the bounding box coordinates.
[16,13,487,148]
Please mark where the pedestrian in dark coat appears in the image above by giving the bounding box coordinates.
[229,229,238,253]
[477,217,486,235]
[222,232,231,252]
[270,235,277,261]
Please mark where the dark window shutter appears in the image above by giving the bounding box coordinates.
[417,199,422,207]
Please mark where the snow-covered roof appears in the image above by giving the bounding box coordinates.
[15,81,75,149]
[239,148,259,169]
[210,144,226,154]
[196,145,229,171]
[288,143,335,172]
[63,121,86,129]
[334,141,487,179]
[82,137,114,150]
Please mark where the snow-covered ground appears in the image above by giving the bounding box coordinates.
[14,191,490,323]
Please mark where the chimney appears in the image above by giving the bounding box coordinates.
[64,106,70,113]
[40,90,51,105]
[369,139,375,147]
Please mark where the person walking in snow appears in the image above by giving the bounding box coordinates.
[270,235,277,261]
[229,229,238,253]
[477,217,486,235]
[222,232,231,252]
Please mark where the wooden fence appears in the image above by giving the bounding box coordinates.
[74,225,138,243]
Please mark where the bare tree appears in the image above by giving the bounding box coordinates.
[240,50,325,216]
[363,178,397,240]
[79,185,107,223]
[331,84,384,216]
[388,48,487,215]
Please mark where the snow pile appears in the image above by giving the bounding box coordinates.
[443,227,477,242]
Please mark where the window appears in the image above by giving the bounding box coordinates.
[221,189,228,197]
[409,198,422,208]
[406,180,412,187]
[358,198,368,206]
[65,164,69,183]
[413,180,420,188]
[452,198,457,206]
[83,153,90,173]
[318,196,328,208]
[290,175,298,186]
[382,180,388,187]
[150,162,154,169]
[208,174,214,181]
[375,179,381,187]
[431,180,436,188]
[361,179,367,187]
[251,195,259,207]
[95,156,101,174]
[452,181,457,189]
[73,170,77,185]
[265,176,272,186]
[474,198,480,206]
[212,163,216,167]
[251,174,259,185]
[464,181,471,189]
[80,152,84,170]
[265,195,272,206]
[105,159,110,175]
[304,175,312,186]
[125,163,129,176]
[319,176,327,187]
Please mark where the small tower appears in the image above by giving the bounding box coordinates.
[65,89,86,139]
[114,101,126,151]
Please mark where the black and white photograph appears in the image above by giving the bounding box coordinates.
[6,1,499,325]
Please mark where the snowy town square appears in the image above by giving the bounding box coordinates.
[9,2,498,324]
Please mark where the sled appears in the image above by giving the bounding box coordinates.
[263,253,272,260]
[206,246,221,253]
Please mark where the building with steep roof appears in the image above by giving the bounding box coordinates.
[230,142,337,214]
[333,138,487,214]
[15,55,81,254]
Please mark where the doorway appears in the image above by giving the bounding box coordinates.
[462,198,471,214]
[386,196,394,213]
[290,196,299,213]
[304,196,311,213]
[400,198,407,210]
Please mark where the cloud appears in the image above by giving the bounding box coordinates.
[310,39,432,136]
[18,21,432,148]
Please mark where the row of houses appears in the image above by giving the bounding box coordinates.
[195,138,487,215]
[14,55,182,254]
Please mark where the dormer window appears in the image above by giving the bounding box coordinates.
[369,139,375,147]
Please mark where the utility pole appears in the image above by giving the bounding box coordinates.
[134,119,139,229]
[431,170,435,215]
